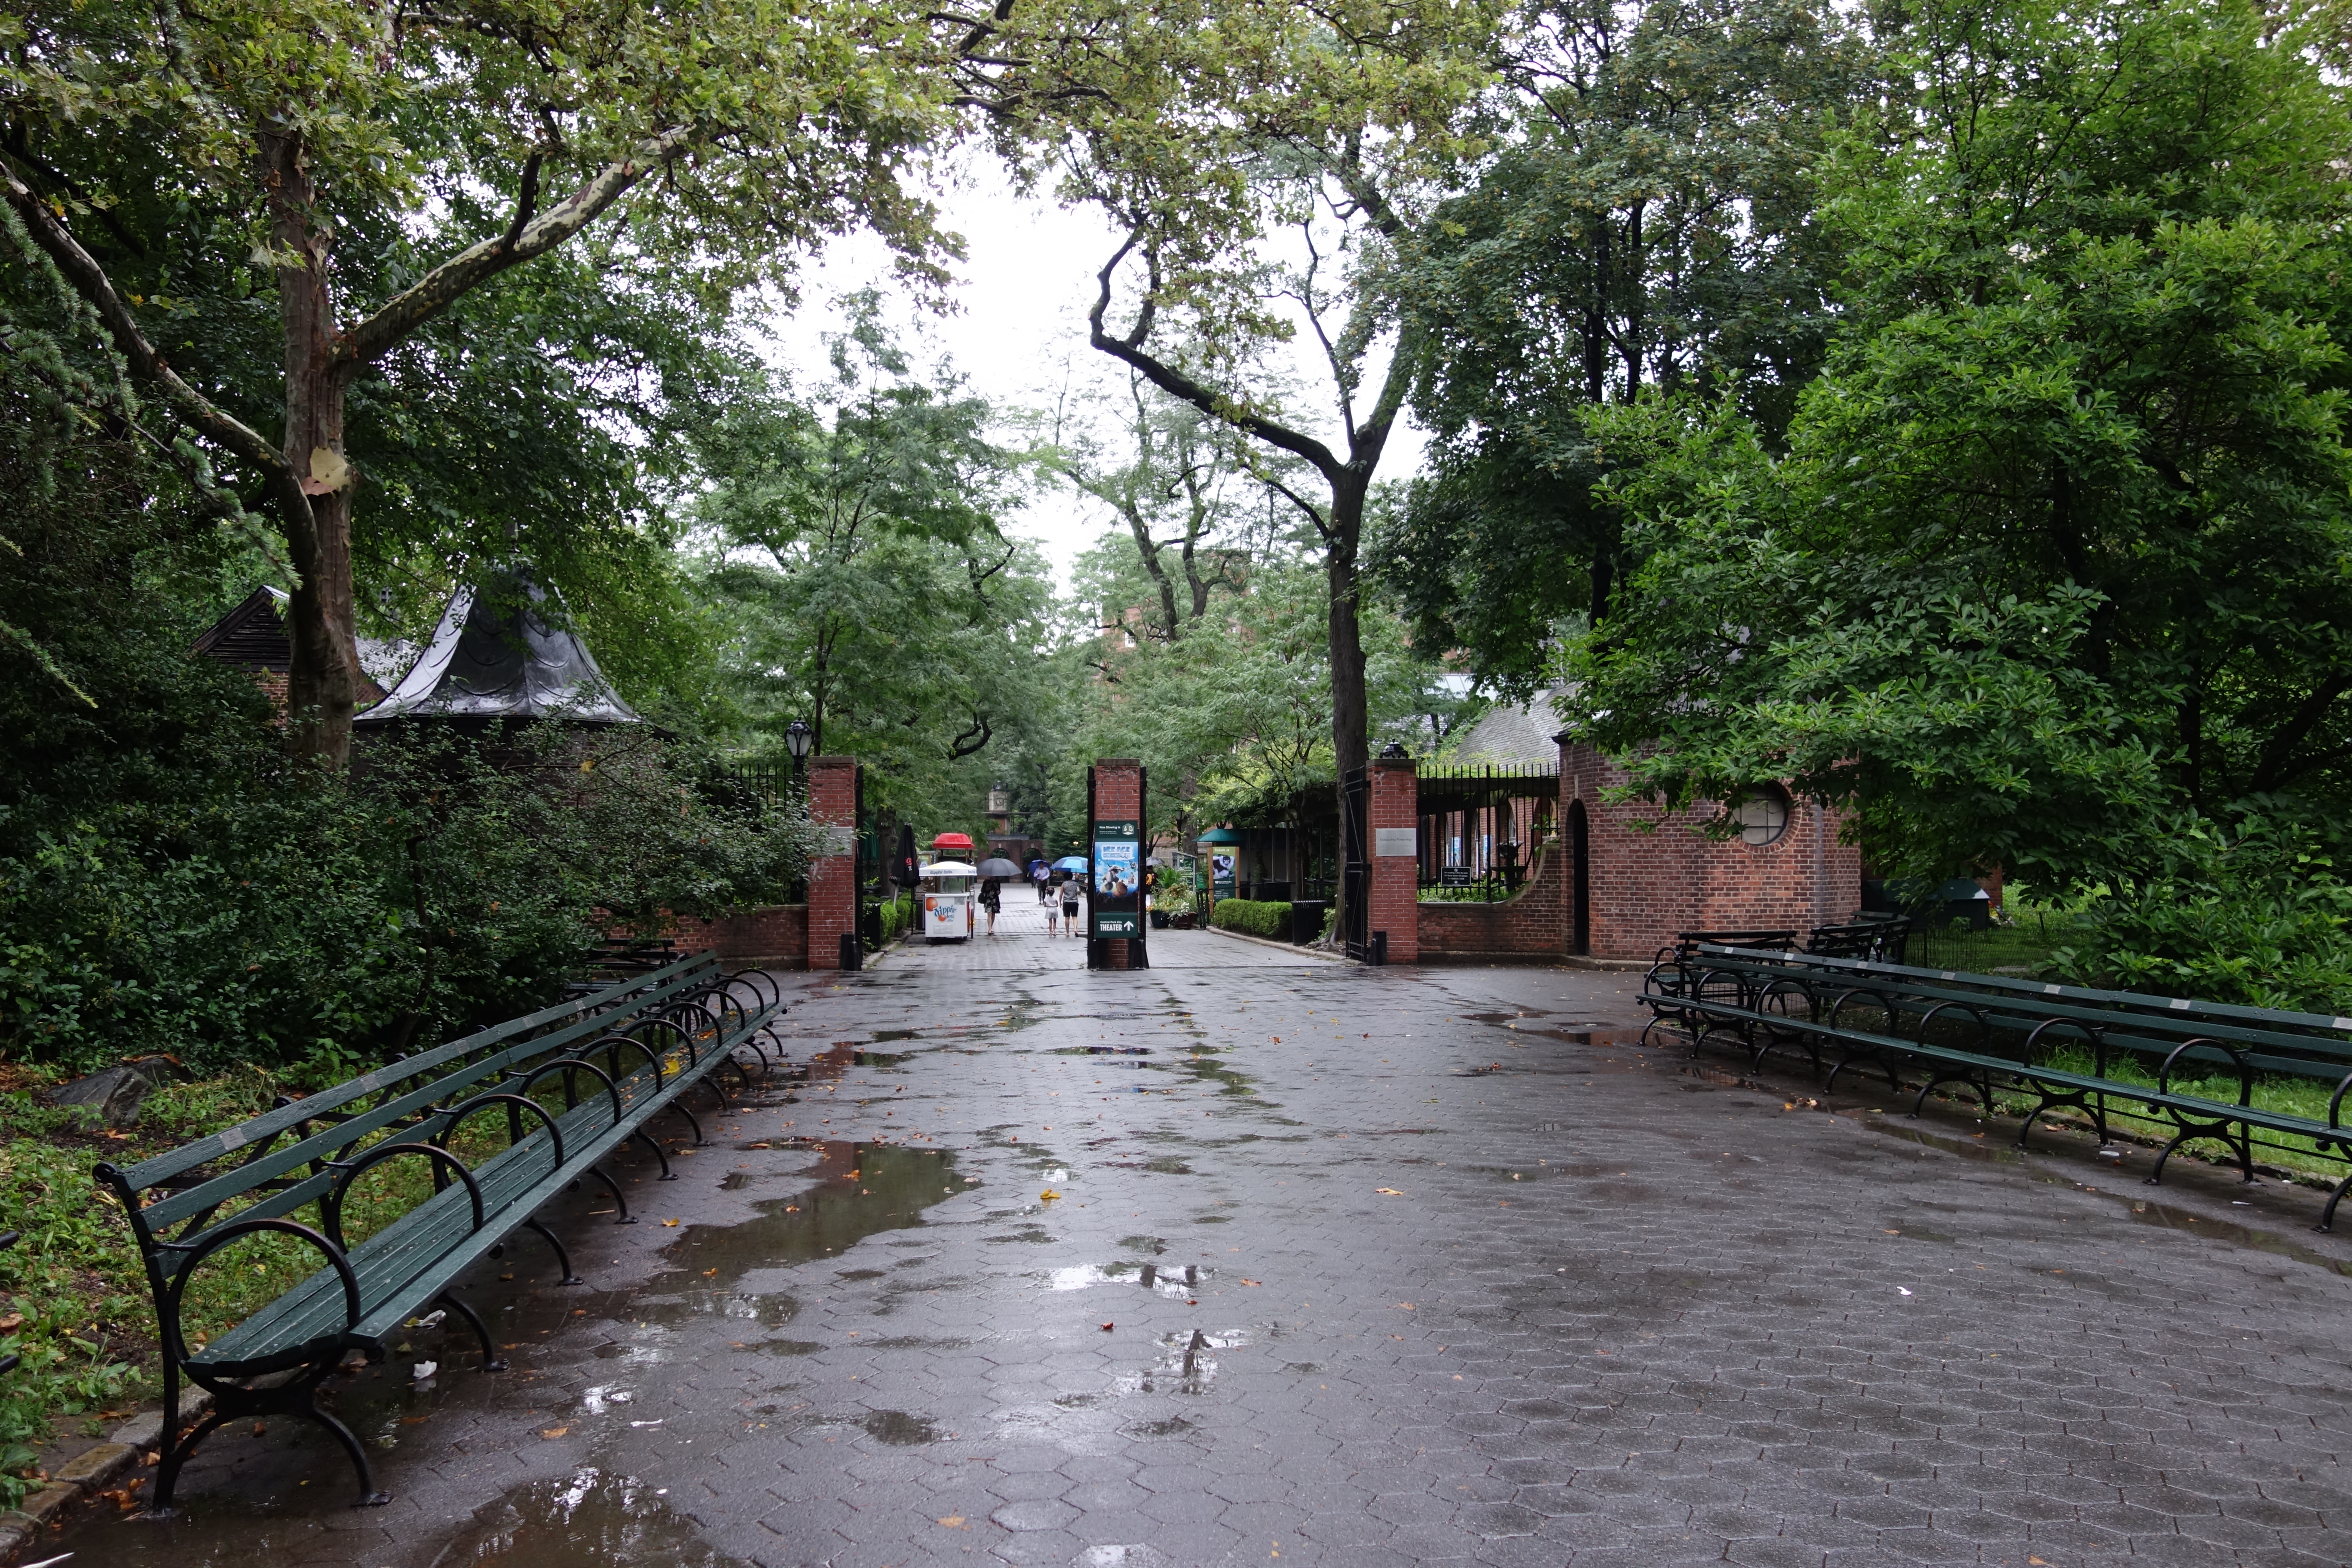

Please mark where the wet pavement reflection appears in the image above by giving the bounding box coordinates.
[41,930,2352,1568]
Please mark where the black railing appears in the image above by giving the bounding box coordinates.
[1416,763,1559,902]
[704,760,798,806]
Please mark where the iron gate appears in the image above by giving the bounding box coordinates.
[1341,765,1372,962]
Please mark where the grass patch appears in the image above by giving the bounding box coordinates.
[1906,916,2079,974]
[0,1060,608,1503]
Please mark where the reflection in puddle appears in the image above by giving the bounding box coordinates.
[632,1142,958,1333]
[1113,1328,1251,1395]
[1045,1262,1211,1298]
[434,1466,747,1566]
[792,1044,917,1081]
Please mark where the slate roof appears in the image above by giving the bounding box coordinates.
[1449,691,1568,766]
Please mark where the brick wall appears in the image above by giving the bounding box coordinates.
[1093,759,1142,969]
[1368,754,1419,963]
[1417,844,1565,962]
[666,904,809,968]
[806,755,858,971]
[1559,740,1861,962]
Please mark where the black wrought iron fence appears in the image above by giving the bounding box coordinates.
[1416,763,1559,902]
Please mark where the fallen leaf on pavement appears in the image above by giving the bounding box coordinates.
[1100,1322,1115,1332]
[939,1516,967,1528]
[1375,1188,1404,1195]
[663,1219,680,1227]
[540,1426,569,1439]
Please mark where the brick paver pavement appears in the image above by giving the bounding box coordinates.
[47,922,2352,1566]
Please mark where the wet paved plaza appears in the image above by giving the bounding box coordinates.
[47,909,2352,1566]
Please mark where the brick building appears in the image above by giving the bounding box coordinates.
[1416,728,1860,965]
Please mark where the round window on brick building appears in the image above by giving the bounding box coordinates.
[1729,786,1791,847]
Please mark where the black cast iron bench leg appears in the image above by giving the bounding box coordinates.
[436,1292,508,1372]
[526,1218,583,1285]
[632,1127,676,1179]
[585,1164,636,1222]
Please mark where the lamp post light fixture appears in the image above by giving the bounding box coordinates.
[784,718,813,769]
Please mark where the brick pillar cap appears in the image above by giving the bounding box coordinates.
[810,754,856,769]
[1093,758,1142,769]
[1551,730,1577,745]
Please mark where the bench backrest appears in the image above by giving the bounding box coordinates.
[97,952,738,1274]
[1685,945,2352,1092]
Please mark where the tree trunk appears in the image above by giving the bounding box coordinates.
[264,126,363,766]
[1325,471,1372,784]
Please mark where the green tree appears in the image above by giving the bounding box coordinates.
[958,0,1502,927]
[1564,0,2352,888]
[692,307,1062,831]
[1067,540,1463,845]
[4,0,952,762]
[1375,0,1862,692]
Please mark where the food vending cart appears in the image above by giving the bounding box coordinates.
[920,832,980,942]
[919,861,977,941]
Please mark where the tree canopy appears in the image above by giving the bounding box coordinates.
[1559,0,2352,888]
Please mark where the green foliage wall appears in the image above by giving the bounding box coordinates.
[0,346,810,1075]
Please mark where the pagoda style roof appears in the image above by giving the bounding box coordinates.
[355,563,641,727]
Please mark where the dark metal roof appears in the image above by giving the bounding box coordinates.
[355,562,643,727]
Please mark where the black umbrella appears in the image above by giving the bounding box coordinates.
[894,825,919,891]
[976,857,1022,879]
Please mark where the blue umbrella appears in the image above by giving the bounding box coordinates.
[1052,855,1089,871]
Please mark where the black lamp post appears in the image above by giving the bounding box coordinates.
[784,717,812,780]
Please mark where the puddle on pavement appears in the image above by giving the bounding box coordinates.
[792,1044,917,1078]
[861,1409,938,1445]
[26,1503,346,1568]
[631,1141,959,1331]
[428,1465,747,1567]
[1860,1114,2352,1278]
[1112,1328,1252,1396]
[1045,1262,1212,1298]
[44,1463,745,1568]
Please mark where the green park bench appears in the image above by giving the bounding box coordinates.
[96,950,786,1512]
[1642,943,2352,1228]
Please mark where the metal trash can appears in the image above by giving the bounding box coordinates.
[1289,900,1326,945]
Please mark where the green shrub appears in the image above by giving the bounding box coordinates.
[1212,898,1292,941]
[2051,814,2352,1015]
[876,891,914,944]
[0,726,815,1074]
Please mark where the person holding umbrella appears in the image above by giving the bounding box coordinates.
[1053,853,1087,939]
[975,856,1020,937]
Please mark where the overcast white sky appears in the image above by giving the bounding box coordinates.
[752,151,1427,597]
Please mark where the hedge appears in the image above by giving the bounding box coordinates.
[1212,898,1292,941]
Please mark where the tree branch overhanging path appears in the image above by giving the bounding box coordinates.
[1085,220,1420,876]
[3,0,954,763]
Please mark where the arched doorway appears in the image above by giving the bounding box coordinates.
[1569,798,1590,956]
